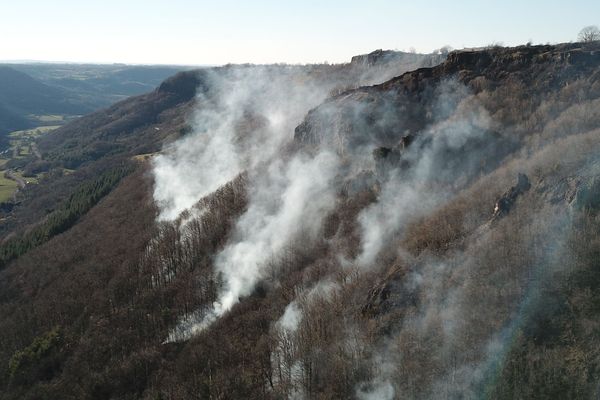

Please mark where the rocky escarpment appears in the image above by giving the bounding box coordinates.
[350,48,445,71]
[294,42,600,158]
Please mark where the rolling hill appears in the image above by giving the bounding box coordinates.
[0,64,188,148]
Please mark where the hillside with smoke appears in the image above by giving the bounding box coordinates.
[1,42,600,399]
[147,42,600,399]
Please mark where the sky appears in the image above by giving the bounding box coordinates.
[1,0,598,65]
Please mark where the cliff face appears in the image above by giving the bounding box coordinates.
[295,43,600,156]
[351,48,447,68]
[343,49,446,88]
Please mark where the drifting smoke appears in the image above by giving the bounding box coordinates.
[145,45,600,397]
[356,380,395,400]
[153,54,448,220]
[278,301,302,332]
[270,280,342,399]
[353,131,592,397]
[190,151,340,335]
[157,65,350,340]
[276,279,341,332]
[157,56,446,339]
[357,82,493,266]
[153,66,337,221]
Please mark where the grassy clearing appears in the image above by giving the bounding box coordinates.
[132,152,158,162]
[0,125,59,201]
[29,114,64,123]
[0,175,17,203]
[14,171,38,185]
[5,126,59,161]
[17,146,30,157]
[9,126,61,139]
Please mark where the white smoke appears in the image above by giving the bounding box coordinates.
[278,301,302,332]
[153,66,337,221]
[165,150,340,340]
[198,151,340,331]
[356,380,395,400]
[152,55,449,221]
[276,279,341,332]
[156,67,472,344]
[357,88,492,266]
[152,65,351,340]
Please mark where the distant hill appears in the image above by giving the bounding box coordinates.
[0,66,89,115]
[0,66,91,147]
[0,104,31,139]
[7,63,188,108]
[0,63,188,149]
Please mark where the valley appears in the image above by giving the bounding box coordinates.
[0,123,68,203]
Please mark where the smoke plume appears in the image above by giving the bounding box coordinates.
[157,65,352,340]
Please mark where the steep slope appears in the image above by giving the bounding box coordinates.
[0,67,83,147]
[36,70,202,169]
[0,70,202,241]
[295,43,600,153]
[0,105,31,142]
[1,43,600,399]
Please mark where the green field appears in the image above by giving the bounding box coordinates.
[0,125,59,202]
[0,174,18,203]
[28,114,66,123]
[6,126,59,160]
[132,152,158,162]
[9,125,61,139]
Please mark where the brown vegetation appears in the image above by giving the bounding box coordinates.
[1,43,600,399]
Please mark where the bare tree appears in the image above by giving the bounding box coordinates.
[578,25,600,42]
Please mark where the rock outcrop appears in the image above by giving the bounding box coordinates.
[294,43,600,158]
[492,173,531,220]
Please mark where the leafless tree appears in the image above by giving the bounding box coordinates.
[578,25,600,42]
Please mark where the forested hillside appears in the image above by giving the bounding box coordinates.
[1,43,600,399]
[0,63,188,149]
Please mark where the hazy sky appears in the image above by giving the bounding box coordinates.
[1,0,598,65]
